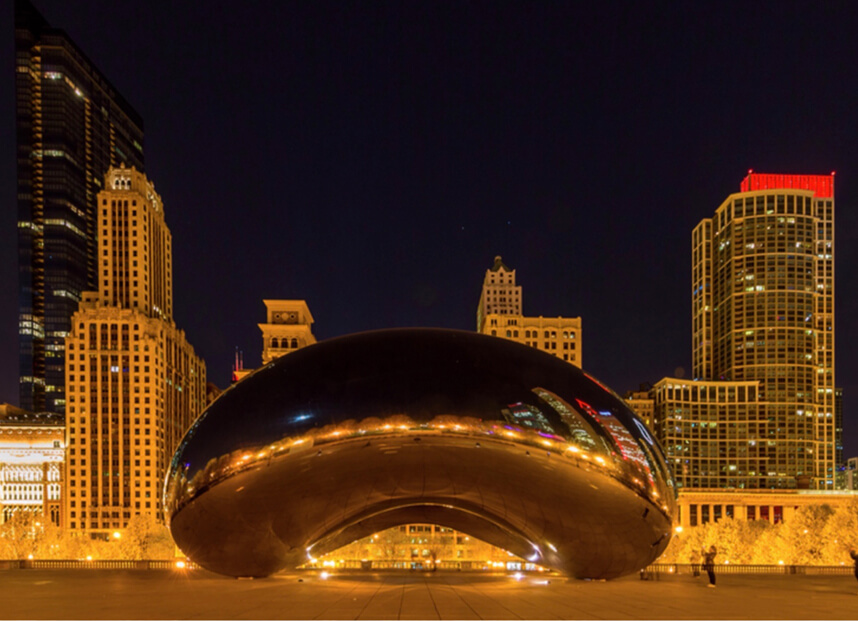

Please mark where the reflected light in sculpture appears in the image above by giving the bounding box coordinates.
[164,328,676,579]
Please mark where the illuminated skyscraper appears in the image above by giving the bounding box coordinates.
[477,256,582,367]
[63,166,205,535]
[15,0,145,415]
[656,172,836,490]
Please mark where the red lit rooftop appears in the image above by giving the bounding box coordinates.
[740,170,835,198]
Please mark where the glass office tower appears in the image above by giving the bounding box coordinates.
[15,0,145,414]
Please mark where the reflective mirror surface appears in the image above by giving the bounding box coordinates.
[165,329,676,578]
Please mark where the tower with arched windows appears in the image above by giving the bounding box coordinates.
[260,300,317,366]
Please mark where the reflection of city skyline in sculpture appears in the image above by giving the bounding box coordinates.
[165,329,676,579]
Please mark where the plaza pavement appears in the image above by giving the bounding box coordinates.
[1,568,857,620]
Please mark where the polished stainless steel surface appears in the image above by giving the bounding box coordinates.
[165,328,676,579]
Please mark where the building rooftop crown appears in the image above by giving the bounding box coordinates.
[490,255,511,272]
[739,171,835,198]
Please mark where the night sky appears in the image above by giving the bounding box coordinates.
[1,2,857,453]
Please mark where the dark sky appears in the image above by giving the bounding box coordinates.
[2,2,857,452]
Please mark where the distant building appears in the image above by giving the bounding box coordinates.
[0,404,64,526]
[232,300,317,383]
[63,166,206,536]
[676,488,858,529]
[476,256,582,367]
[260,300,316,365]
[206,382,223,406]
[623,385,654,430]
[15,0,145,415]
[835,387,844,487]
[844,457,858,491]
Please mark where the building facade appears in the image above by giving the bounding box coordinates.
[652,377,763,489]
[259,300,316,365]
[0,408,64,526]
[664,172,836,490]
[844,457,858,491]
[835,387,843,481]
[15,0,145,415]
[476,256,582,367]
[675,488,858,529]
[63,166,205,536]
[624,386,655,430]
[232,300,317,383]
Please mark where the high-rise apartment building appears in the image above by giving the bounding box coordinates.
[652,377,762,488]
[656,172,836,490]
[15,0,145,415]
[476,256,582,367]
[63,166,205,535]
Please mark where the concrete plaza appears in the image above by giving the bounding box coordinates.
[1,569,857,620]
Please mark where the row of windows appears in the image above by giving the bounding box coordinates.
[1,483,60,501]
[489,329,577,339]
[686,503,786,526]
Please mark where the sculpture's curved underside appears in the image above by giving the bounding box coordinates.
[165,329,676,578]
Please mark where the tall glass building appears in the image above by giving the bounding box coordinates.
[15,0,145,414]
[653,172,836,490]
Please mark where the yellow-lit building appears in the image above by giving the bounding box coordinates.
[260,300,316,365]
[232,300,317,382]
[687,173,836,490]
[63,165,206,536]
[653,377,762,489]
[317,523,527,569]
[644,173,836,492]
[624,387,654,430]
[0,405,64,526]
[477,256,582,367]
[675,488,858,529]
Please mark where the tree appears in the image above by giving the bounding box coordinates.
[774,504,834,565]
[820,498,858,565]
[116,514,175,560]
[0,511,39,559]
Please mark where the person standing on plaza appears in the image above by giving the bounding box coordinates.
[702,545,717,587]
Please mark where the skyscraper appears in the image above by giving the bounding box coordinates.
[653,172,836,490]
[476,256,582,367]
[15,0,145,414]
[63,166,205,535]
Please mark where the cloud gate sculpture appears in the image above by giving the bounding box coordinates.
[165,329,676,579]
